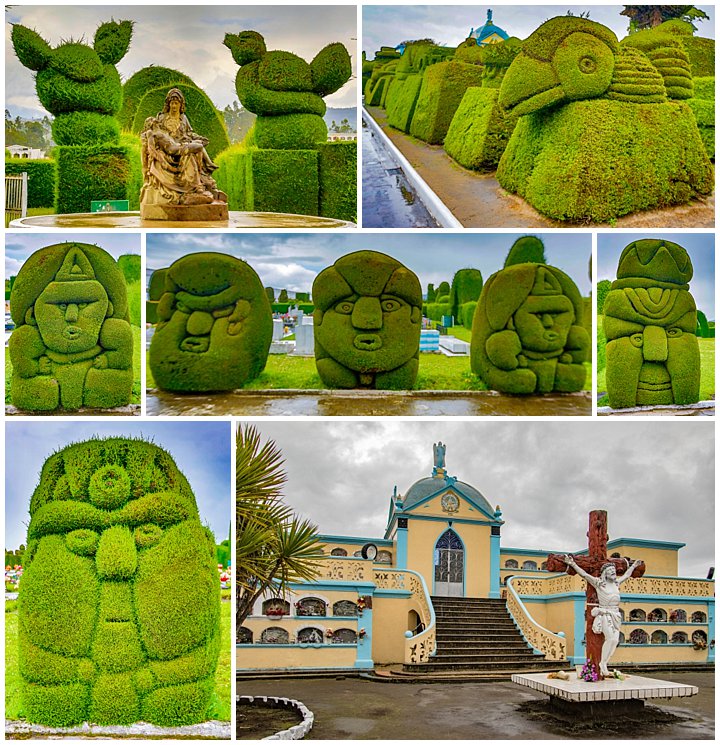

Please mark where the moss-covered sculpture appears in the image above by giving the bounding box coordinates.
[9,243,133,411]
[18,438,221,727]
[686,76,715,159]
[471,261,590,393]
[149,253,272,392]
[603,239,699,408]
[313,251,422,389]
[11,21,135,213]
[449,268,483,324]
[496,17,713,222]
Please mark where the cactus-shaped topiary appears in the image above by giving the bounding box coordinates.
[603,239,699,408]
[313,251,422,389]
[18,438,221,727]
[9,242,134,411]
[11,20,133,145]
[149,252,272,392]
[471,261,590,394]
[224,30,352,150]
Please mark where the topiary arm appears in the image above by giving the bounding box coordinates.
[96,317,133,370]
[8,325,48,378]
[93,20,133,65]
[485,329,523,370]
[564,325,591,363]
[19,631,95,686]
[11,24,53,71]
[311,43,352,96]
[146,627,221,687]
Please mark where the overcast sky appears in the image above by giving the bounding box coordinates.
[5,233,141,280]
[245,420,714,579]
[363,4,715,55]
[5,420,232,550]
[597,232,715,318]
[5,5,357,118]
[146,232,591,295]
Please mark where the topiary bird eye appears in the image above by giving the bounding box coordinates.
[579,56,596,73]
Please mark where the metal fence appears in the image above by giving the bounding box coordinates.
[5,172,28,227]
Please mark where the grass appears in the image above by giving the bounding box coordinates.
[5,325,142,406]
[5,596,231,722]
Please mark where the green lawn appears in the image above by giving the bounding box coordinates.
[5,325,142,406]
[5,597,231,722]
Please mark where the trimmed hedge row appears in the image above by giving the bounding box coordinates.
[386,74,423,133]
[119,66,194,130]
[318,141,356,223]
[4,159,56,208]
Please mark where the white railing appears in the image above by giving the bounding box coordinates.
[374,568,437,664]
[5,173,28,227]
[506,576,567,661]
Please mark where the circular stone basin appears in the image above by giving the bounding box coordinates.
[10,211,356,229]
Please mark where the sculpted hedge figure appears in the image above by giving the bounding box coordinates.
[603,239,700,408]
[149,252,272,392]
[313,251,422,389]
[9,243,133,411]
[18,438,221,726]
[471,262,589,394]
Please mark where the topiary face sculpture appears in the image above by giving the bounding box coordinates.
[11,21,132,145]
[224,30,352,149]
[18,438,221,727]
[603,239,699,408]
[313,251,422,389]
[9,243,134,411]
[149,252,272,392]
[471,262,589,394]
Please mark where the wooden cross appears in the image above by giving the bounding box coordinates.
[545,510,645,673]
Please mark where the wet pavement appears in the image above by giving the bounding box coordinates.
[240,672,714,740]
[362,120,439,228]
[364,107,715,229]
[5,404,141,417]
[146,390,591,417]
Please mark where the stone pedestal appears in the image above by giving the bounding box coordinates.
[140,202,228,222]
[293,318,315,356]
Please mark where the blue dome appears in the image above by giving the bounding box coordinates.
[402,475,494,516]
[472,9,509,44]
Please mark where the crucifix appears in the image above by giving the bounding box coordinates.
[546,510,645,677]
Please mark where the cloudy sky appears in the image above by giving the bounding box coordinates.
[5,233,141,280]
[146,232,591,295]
[597,232,715,318]
[5,5,357,118]
[5,420,232,550]
[363,4,715,54]
[246,420,714,578]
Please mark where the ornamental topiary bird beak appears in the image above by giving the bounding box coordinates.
[498,53,564,115]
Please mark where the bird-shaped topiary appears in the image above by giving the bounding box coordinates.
[223,30,352,150]
[496,17,713,222]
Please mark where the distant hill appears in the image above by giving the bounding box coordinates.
[324,107,357,131]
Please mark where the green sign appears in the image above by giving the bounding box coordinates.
[91,200,129,213]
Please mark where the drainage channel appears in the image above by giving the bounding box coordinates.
[362,108,461,228]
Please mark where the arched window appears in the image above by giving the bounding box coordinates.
[297,627,324,644]
[670,609,687,623]
[671,631,688,644]
[237,627,253,644]
[504,559,518,569]
[262,598,290,616]
[333,600,358,616]
[330,548,348,556]
[629,608,646,622]
[260,627,289,644]
[629,629,648,644]
[435,529,464,596]
[296,597,327,616]
[648,608,667,622]
[540,561,548,570]
[692,630,708,648]
[522,560,537,570]
[377,550,392,564]
[691,611,707,623]
[331,628,357,644]
[651,630,668,644]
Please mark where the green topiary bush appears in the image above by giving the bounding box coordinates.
[4,159,56,208]
[386,74,424,133]
[449,268,483,321]
[504,235,547,267]
[409,61,485,144]
[313,251,422,389]
[9,242,133,411]
[119,67,194,130]
[149,252,272,392]
[18,438,221,727]
[603,239,699,407]
[214,144,249,212]
[317,141,357,223]
[687,76,714,159]
[460,301,477,329]
[471,262,590,393]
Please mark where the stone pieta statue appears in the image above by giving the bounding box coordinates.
[140,88,228,221]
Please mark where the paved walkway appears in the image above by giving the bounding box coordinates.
[240,672,714,739]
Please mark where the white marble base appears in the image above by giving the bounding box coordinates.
[512,672,698,703]
[439,336,470,355]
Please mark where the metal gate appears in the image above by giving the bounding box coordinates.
[5,173,28,227]
[434,529,464,596]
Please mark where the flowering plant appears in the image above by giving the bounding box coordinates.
[325,629,334,638]
[580,660,599,682]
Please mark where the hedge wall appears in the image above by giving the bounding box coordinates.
[119,66,194,131]
[386,74,424,133]
[409,61,485,145]
[317,141,356,223]
[214,144,249,212]
[449,268,483,321]
[5,159,56,208]
[249,149,319,215]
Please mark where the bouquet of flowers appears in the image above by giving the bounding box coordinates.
[579,660,599,682]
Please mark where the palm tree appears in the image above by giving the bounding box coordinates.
[236,425,324,628]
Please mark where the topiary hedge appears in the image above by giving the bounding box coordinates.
[460,301,477,329]
[248,148,319,215]
[409,61,485,144]
[214,144,248,212]
[5,159,56,208]
[149,252,272,392]
[449,268,483,321]
[386,74,424,133]
[313,251,422,389]
[504,235,547,267]
[317,141,357,223]
[119,66,194,130]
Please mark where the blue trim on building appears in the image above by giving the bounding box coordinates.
[289,581,375,593]
[707,598,715,663]
[521,592,711,604]
[396,483,498,521]
[355,607,373,668]
[489,532,500,599]
[396,524,408,569]
[570,596,586,665]
[318,534,393,546]
[374,589,412,599]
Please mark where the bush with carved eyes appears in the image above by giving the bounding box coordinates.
[18,438,220,727]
